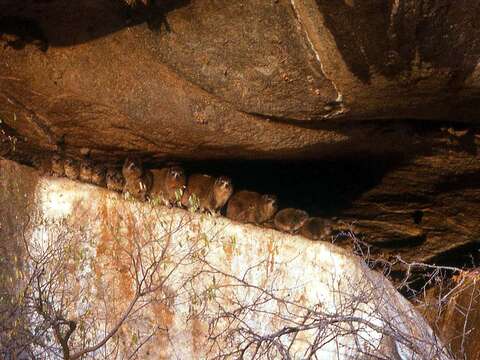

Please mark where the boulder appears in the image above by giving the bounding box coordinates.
[1,1,479,266]
[1,0,480,160]
[0,159,452,359]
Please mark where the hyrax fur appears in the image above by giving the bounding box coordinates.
[274,208,309,233]
[150,165,186,207]
[51,154,65,177]
[106,168,125,193]
[299,217,333,241]
[181,174,233,214]
[226,191,278,224]
[80,159,94,183]
[91,164,106,187]
[122,156,143,181]
[124,169,153,201]
[64,158,80,180]
[122,157,152,201]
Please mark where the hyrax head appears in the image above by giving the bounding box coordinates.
[123,156,143,179]
[166,166,186,188]
[64,158,80,179]
[91,164,106,185]
[51,154,63,167]
[51,154,64,176]
[80,160,93,181]
[259,194,278,221]
[213,176,233,207]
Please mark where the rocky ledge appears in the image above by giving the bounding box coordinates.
[1,0,479,272]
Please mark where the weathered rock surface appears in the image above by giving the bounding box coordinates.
[1,0,480,160]
[1,1,480,266]
[0,159,451,359]
[419,270,480,360]
[336,132,480,265]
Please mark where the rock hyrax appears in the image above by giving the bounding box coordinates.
[64,158,80,180]
[79,159,94,183]
[123,169,153,201]
[274,208,309,233]
[91,164,106,187]
[226,191,278,224]
[51,154,64,177]
[106,168,125,192]
[181,174,233,214]
[122,156,152,200]
[299,217,333,241]
[122,156,143,181]
[150,165,186,207]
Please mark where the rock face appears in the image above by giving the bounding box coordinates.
[0,159,452,359]
[419,271,480,360]
[0,2,480,267]
[1,0,480,160]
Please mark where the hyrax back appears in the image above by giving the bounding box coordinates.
[106,168,125,192]
[274,208,309,233]
[227,190,258,223]
[227,191,278,224]
[64,158,80,180]
[181,174,213,210]
[299,217,333,241]
[150,165,186,206]
[182,174,233,213]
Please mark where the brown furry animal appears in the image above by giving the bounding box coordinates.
[51,154,64,177]
[80,160,94,183]
[122,156,152,200]
[106,168,125,192]
[274,208,309,233]
[181,174,233,214]
[91,164,106,187]
[299,217,333,241]
[150,165,186,207]
[123,169,153,201]
[226,191,278,224]
[64,158,80,180]
[122,156,143,181]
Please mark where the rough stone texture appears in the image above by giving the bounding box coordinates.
[336,130,480,264]
[1,2,480,268]
[419,270,480,360]
[0,0,342,161]
[0,159,452,359]
[1,0,480,160]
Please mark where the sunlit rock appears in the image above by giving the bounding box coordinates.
[0,159,452,359]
